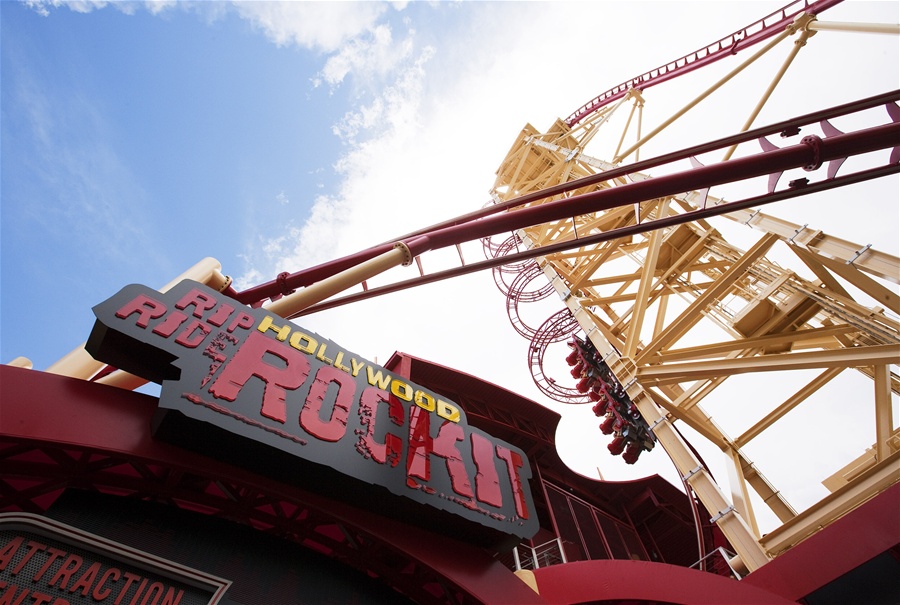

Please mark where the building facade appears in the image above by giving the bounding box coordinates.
[3,345,896,604]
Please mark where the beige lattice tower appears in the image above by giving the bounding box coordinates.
[489,8,899,574]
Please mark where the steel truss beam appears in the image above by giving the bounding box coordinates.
[485,86,899,573]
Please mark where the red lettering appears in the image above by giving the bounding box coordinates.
[32,548,65,582]
[158,587,183,605]
[0,582,28,605]
[47,554,83,590]
[30,593,52,605]
[12,540,47,575]
[173,319,211,348]
[226,312,254,333]
[470,433,502,507]
[139,582,165,605]
[0,537,23,571]
[151,312,188,338]
[0,581,68,605]
[93,568,121,601]
[496,446,529,519]
[127,578,148,605]
[208,331,310,423]
[174,288,217,319]
[406,408,473,498]
[406,406,432,487]
[0,584,27,605]
[115,295,167,328]
[206,303,234,327]
[67,561,101,596]
[432,421,473,498]
[300,365,356,442]
[10,540,46,575]
[113,573,141,605]
[356,387,402,466]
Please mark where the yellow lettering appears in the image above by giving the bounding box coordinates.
[333,351,351,373]
[366,367,392,390]
[316,343,334,365]
[350,358,365,377]
[414,390,435,412]
[437,400,460,423]
[391,380,413,401]
[289,331,317,354]
[257,315,291,341]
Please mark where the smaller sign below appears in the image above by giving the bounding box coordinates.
[0,513,231,605]
[86,280,539,548]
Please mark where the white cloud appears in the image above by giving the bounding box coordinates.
[232,1,390,52]
[319,22,415,88]
[144,0,176,15]
[23,0,393,55]
[234,191,350,292]
[23,0,153,16]
[332,42,433,143]
[23,0,105,15]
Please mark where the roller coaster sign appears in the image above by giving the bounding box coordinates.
[0,513,230,605]
[86,280,537,546]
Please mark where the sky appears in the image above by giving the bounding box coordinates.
[2,0,898,535]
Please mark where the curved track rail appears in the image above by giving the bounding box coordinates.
[564,0,844,126]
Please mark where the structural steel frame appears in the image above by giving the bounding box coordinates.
[34,0,899,578]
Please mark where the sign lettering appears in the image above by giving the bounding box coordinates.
[0,514,229,605]
[86,280,538,545]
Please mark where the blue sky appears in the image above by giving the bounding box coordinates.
[1,2,362,365]
[2,0,898,529]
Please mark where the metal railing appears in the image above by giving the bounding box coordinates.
[507,538,567,571]
[690,546,743,579]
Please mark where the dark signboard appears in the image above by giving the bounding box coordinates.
[86,280,538,546]
[0,513,230,605]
